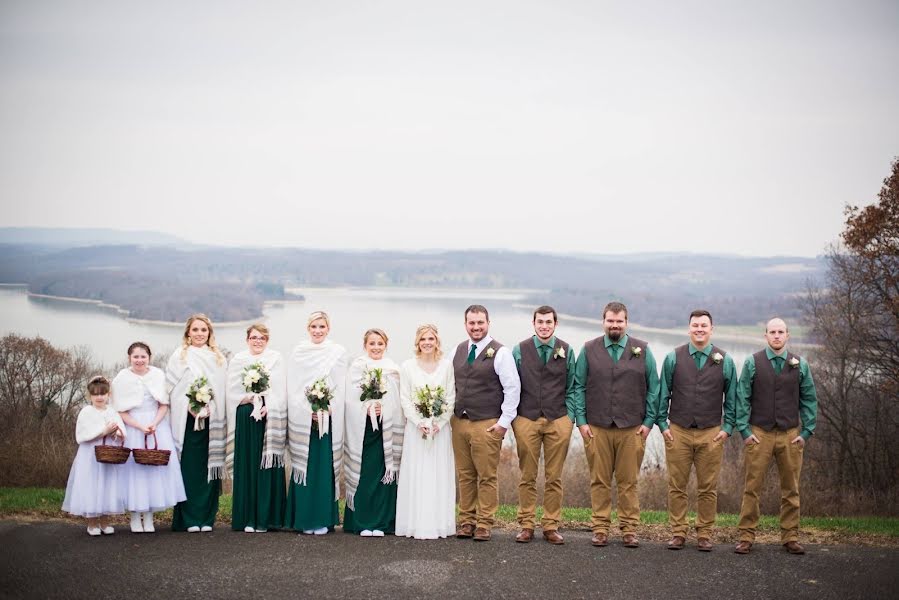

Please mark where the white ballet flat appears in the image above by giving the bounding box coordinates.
[187,526,200,533]
[101,526,115,535]
[86,527,101,536]
[130,513,144,533]
[244,526,255,533]
[372,530,385,537]
[255,529,268,533]
[302,529,314,535]
[200,525,213,532]
[360,530,373,537]
[142,512,155,533]
[313,527,328,535]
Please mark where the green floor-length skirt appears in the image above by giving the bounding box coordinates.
[231,404,286,531]
[172,414,221,530]
[285,421,339,531]
[343,418,397,534]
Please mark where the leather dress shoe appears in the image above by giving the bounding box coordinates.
[515,528,534,543]
[473,527,491,541]
[734,541,752,554]
[543,530,564,545]
[622,533,640,548]
[667,536,686,550]
[784,541,805,555]
[591,532,608,547]
[697,538,713,552]
[456,523,475,538]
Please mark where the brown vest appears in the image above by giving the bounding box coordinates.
[517,337,569,421]
[584,336,648,428]
[668,344,727,429]
[452,338,505,421]
[749,349,801,431]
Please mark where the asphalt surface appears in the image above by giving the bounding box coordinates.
[1,520,897,600]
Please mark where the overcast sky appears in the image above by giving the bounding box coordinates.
[1,0,896,256]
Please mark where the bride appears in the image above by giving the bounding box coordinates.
[395,324,456,539]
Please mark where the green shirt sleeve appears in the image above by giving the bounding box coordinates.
[573,345,589,425]
[735,355,756,439]
[512,343,522,372]
[657,351,677,432]
[564,346,578,424]
[798,358,818,440]
[642,345,660,429]
[721,354,738,435]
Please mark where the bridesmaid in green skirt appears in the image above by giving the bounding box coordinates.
[285,311,347,535]
[343,328,404,536]
[225,323,288,532]
[165,314,228,532]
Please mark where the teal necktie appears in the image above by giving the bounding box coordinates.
[540,345,550,364]
[694,352,703,370]
[773,356,784,375]
[610,345,620,362]
[467,344,477,365]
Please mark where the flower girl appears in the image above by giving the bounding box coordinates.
[62,376,127,535]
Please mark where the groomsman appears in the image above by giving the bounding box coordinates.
[573,301,660,548]
[511,306,577,545]
[658,309,737,551]
[734,317,817,555]
[452,304,521,541]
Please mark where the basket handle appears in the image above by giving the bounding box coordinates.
[101,434,123,447]
[144,432,158,450]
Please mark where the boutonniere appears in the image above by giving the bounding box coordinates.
[788,357,800,369]
[553,346,566,360]
[485,347,495,359]
[712,352,724,365]
[631,346,642,358]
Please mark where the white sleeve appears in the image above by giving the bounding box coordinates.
[493,347,521,429]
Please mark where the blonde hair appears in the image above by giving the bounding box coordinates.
[413,324,442,360]
[306,311,330,329]
[180,313,225,365]
[246,323,270,339]
[363,328,389,349]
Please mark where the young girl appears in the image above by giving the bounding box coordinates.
[62,375,128,535]
[113,342,186,533]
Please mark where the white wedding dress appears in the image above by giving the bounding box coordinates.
[395,357,456,539]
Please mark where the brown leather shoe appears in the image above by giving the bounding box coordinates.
[456,523,475,538]
[473,527,491,541]
[667,536,686,550]
[784,541,805,555]
[543,530,564,545]
[622,533,640,548]
[515,528,534,543]
[734,541,752,554]
[591,532,608,547]
[697,538,713,552]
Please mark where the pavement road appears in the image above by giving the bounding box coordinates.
[1,521,897,599]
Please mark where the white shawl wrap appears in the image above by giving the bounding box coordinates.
[287,340,347,498]
[76,405,126,444]
[225,348,287,473]
[111,366,167,413]
[165,346,227,480]
[344,355,404,511]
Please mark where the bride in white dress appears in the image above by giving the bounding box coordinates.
[395,324,456,539]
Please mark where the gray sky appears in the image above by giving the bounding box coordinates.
[1,0,897,256]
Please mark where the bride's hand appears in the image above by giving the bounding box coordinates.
[374,402,382,417]
[418,424,430,436]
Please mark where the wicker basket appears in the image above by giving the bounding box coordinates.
[132,432,171,466]
[94,435,131,464]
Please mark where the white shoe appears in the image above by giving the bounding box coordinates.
[200,525,213,532]
[360,530,373,537]
[87,527,101,536]
[142,512,155,533]
[313,527,328,535]
[302,529,314,535]
[187,526,200,533]
[130,513,144,533]
[255,529,268,533]
[101,526,115,535]
[372,530,385,537]
[244,526,255,533]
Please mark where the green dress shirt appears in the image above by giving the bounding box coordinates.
[657,342,738,434]
[735,347,818,440]
[512,335,578,423]
[572,333,660,428]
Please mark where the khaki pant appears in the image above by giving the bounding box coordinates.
[583,424,645,535]
[451,415,504,529]
[512,415,573,531]
[664,423,725,539]
[738,426,804,543]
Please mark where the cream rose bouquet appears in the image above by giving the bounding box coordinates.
[187,376,214,431]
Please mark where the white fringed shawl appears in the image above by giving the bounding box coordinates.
[76,405,126,444]
[111,366,167,413]
[225,348,287,473]
[165,346,227,481]
[344,355,404,511]
[287,340,347,499]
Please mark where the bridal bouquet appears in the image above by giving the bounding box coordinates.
[359,366,388,430]
[413,384,447,440]
[242,362,271,421]
[305,377,334,438]
[187,376,213,431]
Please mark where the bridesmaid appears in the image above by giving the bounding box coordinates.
[285,311,347,535]
[343,328,404,536]
[225,323,287,532]
[166,314,227,532]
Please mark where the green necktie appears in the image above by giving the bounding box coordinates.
[467,344,477,364]
[610,345,620,362]
[694,352,703,370]
[540,345,550,365]
[773,356,784,375]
